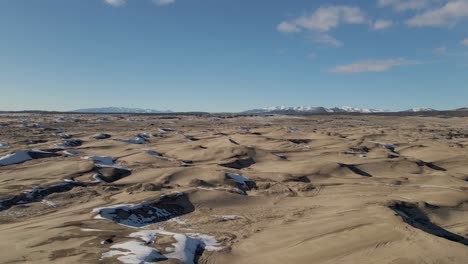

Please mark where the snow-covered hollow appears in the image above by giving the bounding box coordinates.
[84,156,116,166]
[0,150,59,166]
[225,173,257,191]
[0,151,32,166]
[93,193,194,228]
[158,128,176,133]
[115,136,146,144]
[55,139,83,148]
[101,229,222,264]
[0,180,86,211]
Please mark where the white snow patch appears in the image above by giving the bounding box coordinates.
[0,142,9,148]
[168,217,187,225]
[220,215,242,221]
[81,228,107,232]
[102,229,222,264]
[102,241,165,263]
[93,203,173,228]
[41,199,57,207]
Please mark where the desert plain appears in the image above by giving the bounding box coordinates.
[0,113,467,264]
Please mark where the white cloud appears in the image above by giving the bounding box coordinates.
[277,22,301,33]
[104,0,176,7]
[307,53,317,60]
[312,34,343,47]
[377,0,437,11]
[152,0,175,6]
[104,0,126,7]
[372,19,394,30]
[462,38,468,46]
[278,6,366,33]
[434,46,447,53]
[406,0,468,27]
[331,58,415,73]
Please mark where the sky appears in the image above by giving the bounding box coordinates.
[0,0,467,112]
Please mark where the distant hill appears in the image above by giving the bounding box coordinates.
[72,107,173,114]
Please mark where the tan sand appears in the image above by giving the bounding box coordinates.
[0,113,467,263]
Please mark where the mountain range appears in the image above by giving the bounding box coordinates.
[68,106,463,114]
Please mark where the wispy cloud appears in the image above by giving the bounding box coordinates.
[371,19,394,30]
[277,22,301,33]
[152,0,175,6]
[434,46,447,54]
[462,38,468,46]
[312,34,343,47]
[307,53,317,60]
[277,5,366,47]
[104,0,126,7]
[406,0,468,27]
[278,6,366,33]
[331,58,416,73]
[104,0,176,7]
[377,0,437,12]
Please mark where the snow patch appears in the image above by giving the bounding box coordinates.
[101,229,222,264]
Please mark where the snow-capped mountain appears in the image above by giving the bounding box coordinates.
[403,107,436,112]
[73,107,172,113]
[243,106,388,114]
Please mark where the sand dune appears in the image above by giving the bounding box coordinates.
[0,113,467,263]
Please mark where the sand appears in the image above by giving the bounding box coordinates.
[0,113,467,264]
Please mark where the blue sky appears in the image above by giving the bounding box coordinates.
[1,0,467,112]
